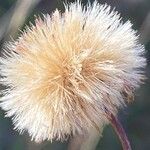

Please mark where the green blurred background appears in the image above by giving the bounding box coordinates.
[0,0,150,150]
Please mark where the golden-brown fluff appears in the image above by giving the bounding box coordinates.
[0,1,146,142]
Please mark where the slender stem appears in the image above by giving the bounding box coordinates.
[107,112,132,150]
[68,108,132,150]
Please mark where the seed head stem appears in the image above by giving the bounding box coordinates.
[107,112,132,150]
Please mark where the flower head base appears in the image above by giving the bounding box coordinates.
[0,1,145,142]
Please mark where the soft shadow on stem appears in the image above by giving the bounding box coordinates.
[68,127,102,150]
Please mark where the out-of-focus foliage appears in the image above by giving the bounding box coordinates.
[0,0,150,150]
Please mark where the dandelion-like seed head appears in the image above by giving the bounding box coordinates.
[0,1,146,142]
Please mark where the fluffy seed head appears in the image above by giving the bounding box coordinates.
[0,1,146,142]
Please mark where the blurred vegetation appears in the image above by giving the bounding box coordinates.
[0,0,150,150]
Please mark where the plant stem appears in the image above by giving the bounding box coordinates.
[68,108,132,150]
[107,112,132,150]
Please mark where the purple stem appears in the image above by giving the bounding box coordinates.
[108,112,132,150]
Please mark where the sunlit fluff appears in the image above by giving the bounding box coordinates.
[0,1,146,142]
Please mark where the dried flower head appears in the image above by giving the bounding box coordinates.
[0,1,145,142]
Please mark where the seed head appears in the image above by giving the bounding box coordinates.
[0,1,146,142]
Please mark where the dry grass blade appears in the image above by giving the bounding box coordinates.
[139,12,150,45]
[0,0,41,42]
